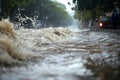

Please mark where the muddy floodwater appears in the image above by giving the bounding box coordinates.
[0,29,120,80]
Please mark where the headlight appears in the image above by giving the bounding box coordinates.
[99,23,103,27]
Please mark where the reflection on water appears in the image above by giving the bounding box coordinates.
[0,20,120,80]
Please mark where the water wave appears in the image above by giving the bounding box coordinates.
[0,20,73,65]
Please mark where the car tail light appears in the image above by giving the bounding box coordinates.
[99,22,103,27]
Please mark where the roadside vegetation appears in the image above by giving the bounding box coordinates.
[0,0,73,27]
[72,0,120,27]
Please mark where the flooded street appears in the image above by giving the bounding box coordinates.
[0,0,120,80]
[0,28,120,80]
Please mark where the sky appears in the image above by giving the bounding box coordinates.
[54,0,74,15]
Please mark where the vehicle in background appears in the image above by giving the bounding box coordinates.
[97,15,120,29]
[97,16,112,29]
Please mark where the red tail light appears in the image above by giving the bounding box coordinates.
[99,22,103,27]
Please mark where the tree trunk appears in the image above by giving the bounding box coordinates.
[91,8,96,26]
[8,0,11,17]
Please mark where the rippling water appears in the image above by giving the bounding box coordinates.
[0,20,120,80]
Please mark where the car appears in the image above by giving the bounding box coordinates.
[97,16,112,29]
[97,13,120,29]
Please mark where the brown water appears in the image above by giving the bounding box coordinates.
[0,22,120,80]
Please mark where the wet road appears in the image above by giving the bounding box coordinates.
[0,29,120,80]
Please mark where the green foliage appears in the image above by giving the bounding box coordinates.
[73,0,119,11]
[82,10,92,21]
[47,1,71,26]
[74,10,98,22]
[0,0,34,8]
[72,0,119,21]
[0,0,72,27]
[16,0,34,7]
[72,0,97,21]
[0,0,34,17]
[74,11,81,19]
[24,0,73,27]
[95,7,104,17]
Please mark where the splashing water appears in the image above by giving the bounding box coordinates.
[14,8,41,29]
[0,7,120,80]
[0,19,74,65]
[0,19,44,65]
[0,6,76,65]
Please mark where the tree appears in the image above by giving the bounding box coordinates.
[0,0,73,27]
[0,0,35,19]
[72,0,119,27]
[73,0,119,11]
[20,0,73,27]
[0,0,34,18]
